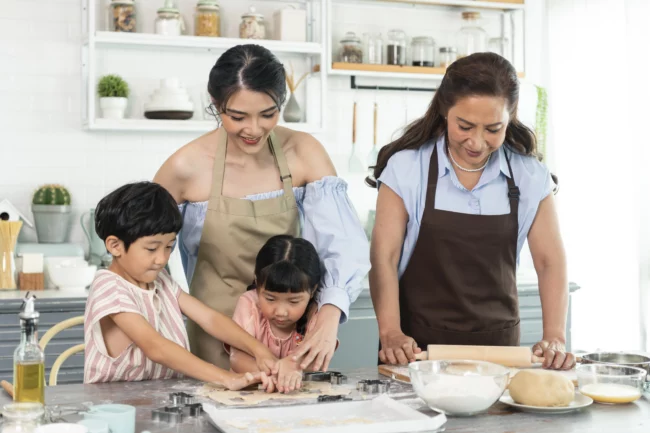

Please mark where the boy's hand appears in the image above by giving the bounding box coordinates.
[254,347,279,376]
[224,371,272,391]
[275,357,303,393]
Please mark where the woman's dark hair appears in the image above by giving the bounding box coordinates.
[95,181,182,251]
[366,52,557,188]
[207,44,287,119]
[248,235,321,334]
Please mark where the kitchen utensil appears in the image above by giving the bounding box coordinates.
[0,221,22,289]
[151,402,203,423]
[81,404,135,433]
[204,395,448,433]
[80,209,107,267]
[499,390,593,414]
[303,371,347,385]
[356,379,391,394]
[366,102,379,171]
[576,364,646,404]
[169,392,196,405]
[414,344,544,367]
[409,360,509,416]
[578,352,650,376]
[347,101,364,173]
[1,380,14,398]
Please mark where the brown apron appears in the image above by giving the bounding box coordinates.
[187,128,300,368]
[399,143,521,347]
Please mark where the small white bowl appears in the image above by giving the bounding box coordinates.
[47,264,97,291]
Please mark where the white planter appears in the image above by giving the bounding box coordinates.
[99,97,128,119]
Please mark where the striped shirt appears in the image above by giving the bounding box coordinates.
[83,269,190,384]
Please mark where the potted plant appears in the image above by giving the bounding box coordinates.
[31,184,72,244]
[283,63,308,123]
[98,74,130,119]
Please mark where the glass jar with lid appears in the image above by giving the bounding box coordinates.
[363,32,383,64]
[411,36,435,67]
[155,0,183,36]
[386,29,407,65]
[457,11,487,58]
[195,0,220,37]
[339,32,362,63]
[439,46,457,68]
[109,0,136,32]
[240,6,265,39]
[1,402,44,433]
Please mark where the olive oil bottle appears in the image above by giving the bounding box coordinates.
[13,293,45,403]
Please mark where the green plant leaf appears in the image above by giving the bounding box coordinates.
[97,74,130,98]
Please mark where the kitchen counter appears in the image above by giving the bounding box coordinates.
[0,367,647,433]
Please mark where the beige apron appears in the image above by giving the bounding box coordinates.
[187,128,300,368]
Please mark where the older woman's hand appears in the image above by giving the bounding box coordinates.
[533,338,576,370]
[292,305,340,371]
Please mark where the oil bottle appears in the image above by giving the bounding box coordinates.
[13,292,45,403]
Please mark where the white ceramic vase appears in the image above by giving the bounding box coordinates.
[99,97,128,119]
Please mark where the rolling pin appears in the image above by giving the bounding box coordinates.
[1,380,14,399]
[414,345,544,367]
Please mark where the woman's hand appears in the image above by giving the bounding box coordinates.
[253,346,279,376]
[224,371,272,391]
[275,357,303,393]
[292,304,340,371]
[533,338,575,370]
[379,329,421,365]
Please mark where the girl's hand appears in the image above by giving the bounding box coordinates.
[292,304,340,371]
[224,371,270,391]
[254,346,279,376]
[275,357,303,393]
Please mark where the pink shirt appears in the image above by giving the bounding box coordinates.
[227,290,316,359]
[84,269,190,384]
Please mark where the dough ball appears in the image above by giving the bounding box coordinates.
[508,370,574,407]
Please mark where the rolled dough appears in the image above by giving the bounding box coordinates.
[508,369,575,407]
[199,381,352,406]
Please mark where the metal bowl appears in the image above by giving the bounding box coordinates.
[579,353,650,376]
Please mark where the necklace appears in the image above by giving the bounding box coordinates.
[447,147,491,173]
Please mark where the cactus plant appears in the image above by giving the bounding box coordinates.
[32,184,71,206]
[97,74,130,98]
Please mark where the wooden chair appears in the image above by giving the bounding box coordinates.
[38,316,85,386]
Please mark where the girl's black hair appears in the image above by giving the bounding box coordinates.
[95,181,182,251]
[248,235,321,335]
[207,44,287,120]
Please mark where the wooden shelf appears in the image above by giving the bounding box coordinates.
[86,119,321,134]
[332,0,525,11]
[315,63,525,80]
[89,31,323,55]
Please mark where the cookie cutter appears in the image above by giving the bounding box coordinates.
[169,392,195,405]
[356,379,390,394]
[317,395,352,403]
[303,371,347,385]
[151,406,184,424]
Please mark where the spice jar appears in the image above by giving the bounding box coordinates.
[1,403,44,433]
[457,11,487,58]
[411,36,435,67]
[109,0,136,32]
[239,6,265,39]
[439,46,457,68]
[386,29,407,65]
[363,32,383,64]
[195,0,220,36]
[155,0,183,36]
[339,32,362,63]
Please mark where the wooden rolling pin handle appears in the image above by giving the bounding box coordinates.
[1,380,14,399]
[531,354,545,364]
[415,351,428,361]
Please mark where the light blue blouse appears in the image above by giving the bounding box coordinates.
[378,137,553,278]
[178,176,370,323]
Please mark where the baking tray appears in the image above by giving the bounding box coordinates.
[203,394,447,433]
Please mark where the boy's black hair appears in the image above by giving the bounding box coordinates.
[95,181,182,251]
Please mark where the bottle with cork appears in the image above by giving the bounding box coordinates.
[13,292,45,404]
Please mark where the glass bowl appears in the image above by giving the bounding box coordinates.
[408,360,509,416]
[576,364,647,404]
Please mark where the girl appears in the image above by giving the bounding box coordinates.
[227,235,332,393]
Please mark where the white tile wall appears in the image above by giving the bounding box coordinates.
[1,0,545,254]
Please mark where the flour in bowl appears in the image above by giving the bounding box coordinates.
[418,373,505,414]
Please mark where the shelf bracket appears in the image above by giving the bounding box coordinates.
[350,76,436,93]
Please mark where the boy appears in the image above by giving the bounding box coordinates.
[84,181,276,391]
